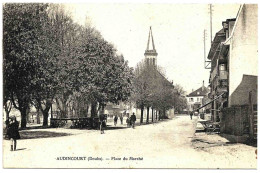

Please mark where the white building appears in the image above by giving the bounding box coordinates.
[186,81,208,112]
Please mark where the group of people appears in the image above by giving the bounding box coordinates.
[99,112,136,134]
[5,116,20,151]
[126,113,136,128]
[113,113,136,128]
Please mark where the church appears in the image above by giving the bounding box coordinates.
[105,27,175,120]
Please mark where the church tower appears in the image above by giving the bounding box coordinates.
[144,26,158,67]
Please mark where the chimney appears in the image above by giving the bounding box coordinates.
[202,80,205,91]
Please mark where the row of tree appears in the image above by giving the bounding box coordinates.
[3,3,133,128]
[131,60,187,124]
[3,3,187,128]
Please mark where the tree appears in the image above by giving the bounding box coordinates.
[133,61,176,122]
[133,62,160,123]
[3,3,50,128]
[172,84,187,113]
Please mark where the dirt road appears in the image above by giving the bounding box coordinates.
[3,115,257,168]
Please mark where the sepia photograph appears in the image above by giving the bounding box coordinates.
[1,0,258,169]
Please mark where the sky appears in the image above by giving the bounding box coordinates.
[63,3,241,94]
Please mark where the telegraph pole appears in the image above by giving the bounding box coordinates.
[204,29,206,68]
[209,4,213,44]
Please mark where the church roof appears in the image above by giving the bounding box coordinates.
[144,26,158,56]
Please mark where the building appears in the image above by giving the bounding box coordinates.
[207,4,258,140]
[186,81,209,113]
[129,26,175,119]
[144,26,158,66]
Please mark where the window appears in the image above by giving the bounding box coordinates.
[189,98,193,102]
[197,98,199,102]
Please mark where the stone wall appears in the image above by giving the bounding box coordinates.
[221,105,250,136]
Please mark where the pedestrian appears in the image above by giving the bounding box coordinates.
[190,111,193,120]
[130,112,136,129]
[6,116,20,151]
[126,116,130,127]
[114,115,118,126]
[99,114,106,134]
[120,114,123,125]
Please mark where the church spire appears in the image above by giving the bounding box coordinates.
[146,26,156,51]
[144,26,158,66]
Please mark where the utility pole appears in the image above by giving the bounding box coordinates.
[209,4,213,44]
[204,4,213,69]
[204,29,206,68]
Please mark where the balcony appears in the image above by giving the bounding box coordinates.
[219,70,228,80]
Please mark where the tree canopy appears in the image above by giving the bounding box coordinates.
[3,3,133,127]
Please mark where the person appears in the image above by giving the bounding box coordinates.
[120,114,123,125]
[6,116,20,151]
[99,114,106,134]
[130,112,136,129]
[114,115,118,126]
[190,111,193,120]
[126,116,130,127]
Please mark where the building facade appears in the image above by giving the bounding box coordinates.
[186,81,209,113]
[207,4,258,139]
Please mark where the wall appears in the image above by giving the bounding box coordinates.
[229,4,258,106]
[221,105,249,136]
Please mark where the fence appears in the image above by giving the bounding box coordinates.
[50,117,101,129]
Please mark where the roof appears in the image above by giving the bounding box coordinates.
[207,28,226,60]
[144,27,158,56]
[186,86,208,97]
[155,69,174,88]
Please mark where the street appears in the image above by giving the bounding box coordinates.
[3,115,257,168]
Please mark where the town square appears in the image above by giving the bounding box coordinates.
[2,2,258,169]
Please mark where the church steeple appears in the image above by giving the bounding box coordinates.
[144,26,158,66]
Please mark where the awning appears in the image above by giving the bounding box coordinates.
[193,92,226,112]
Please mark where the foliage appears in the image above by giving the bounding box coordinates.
[3,3,50,127]
[3,3,134,126]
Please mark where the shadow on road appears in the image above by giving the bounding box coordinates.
[19,125,50,130]
[105,125,128,130]
[19,131,72,140]
[15,148,27,151]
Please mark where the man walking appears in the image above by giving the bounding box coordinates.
[190,111,193,120]
[120,114,123,125]
[130,112,136,129]
[114,115,118,126]
[99,114,106,134]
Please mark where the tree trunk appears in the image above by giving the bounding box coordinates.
[86,105,89,117]
[146,107,150,123]
[20,108,27,128]
[37,108,41,124]
[4,101,12,122]
[155,110,157,121]
[91,102,97,117]
[163,108,166,119]
[140,105,144,124]
[50,103,53,119]
[39,100,52,127]
[152,107,154,122]
[43,110,49,126]
[158,110,161,121]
